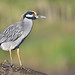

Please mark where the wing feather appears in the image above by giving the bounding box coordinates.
[0,22,24,44]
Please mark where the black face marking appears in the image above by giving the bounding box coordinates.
[23,11,37,20]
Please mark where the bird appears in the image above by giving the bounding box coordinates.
[0,11,46,66]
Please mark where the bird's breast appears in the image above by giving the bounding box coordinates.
[14,22,33,47]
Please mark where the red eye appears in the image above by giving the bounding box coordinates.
[32,14,35,16]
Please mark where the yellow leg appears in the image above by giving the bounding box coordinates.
[17,48,22,66]
[9,49,13,65]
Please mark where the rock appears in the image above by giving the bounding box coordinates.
[0,60,48,75]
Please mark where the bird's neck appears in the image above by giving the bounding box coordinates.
[23,18,33,31]
[23,18,33,24]
[23,18,33,29]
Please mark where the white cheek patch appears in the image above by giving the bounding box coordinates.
[26,14,33,17]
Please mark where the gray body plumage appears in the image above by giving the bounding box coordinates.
[0,18,33,51]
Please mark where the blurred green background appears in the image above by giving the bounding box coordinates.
[0,0,75,74]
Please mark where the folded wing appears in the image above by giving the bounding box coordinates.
[0,22,24,44]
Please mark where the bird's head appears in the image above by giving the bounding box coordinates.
[22,11,46,20]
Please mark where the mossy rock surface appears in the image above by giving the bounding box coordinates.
[0,60,48,75]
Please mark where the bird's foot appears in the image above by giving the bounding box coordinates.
[1,60,14,67]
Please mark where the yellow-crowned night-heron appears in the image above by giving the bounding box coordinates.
[0,11,46,66]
